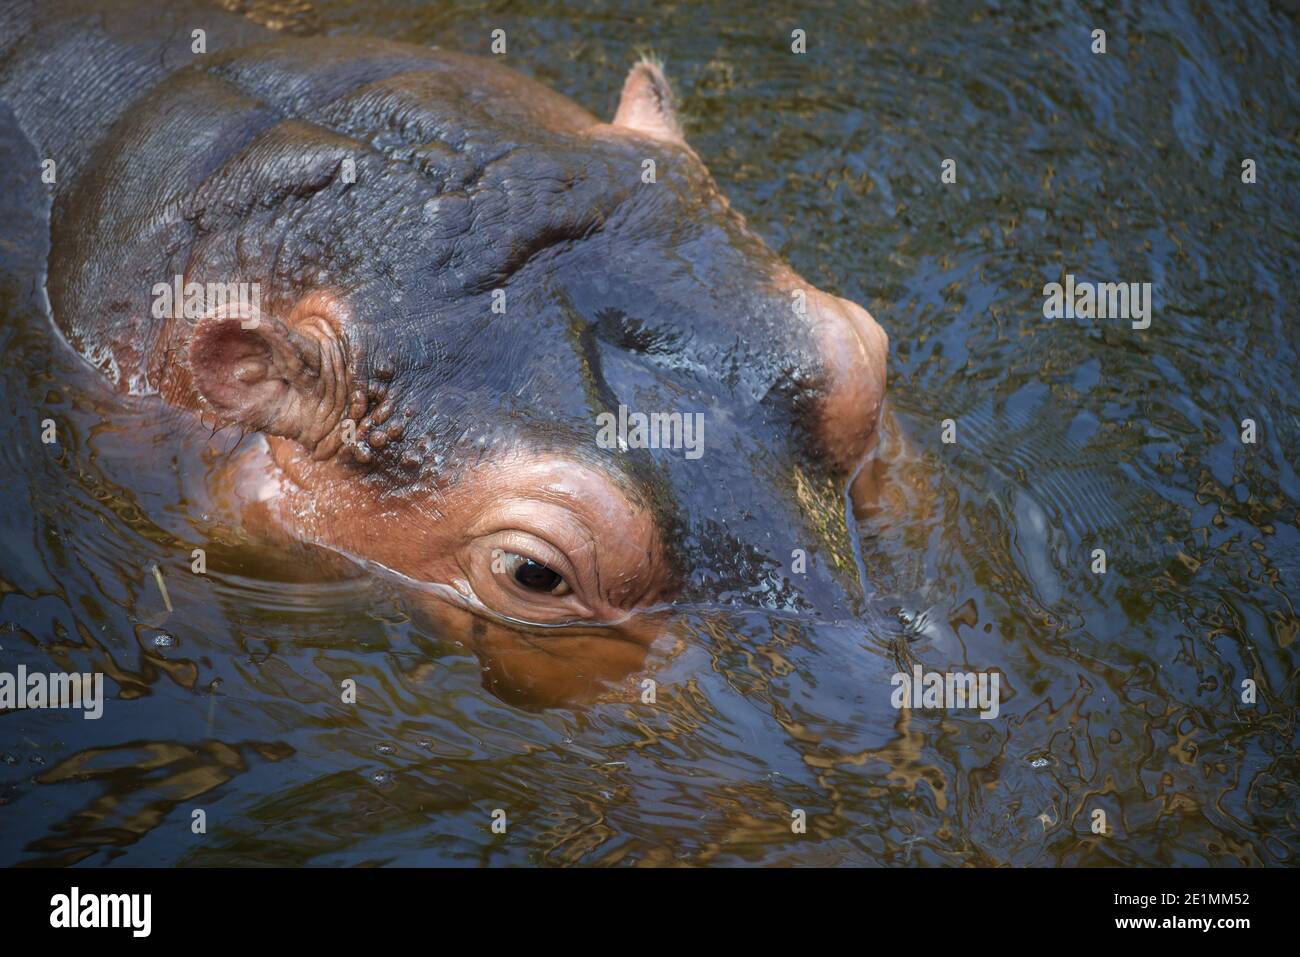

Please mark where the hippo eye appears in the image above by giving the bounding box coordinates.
[501,551,572,596]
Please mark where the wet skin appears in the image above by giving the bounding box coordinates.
[1,0,890,707]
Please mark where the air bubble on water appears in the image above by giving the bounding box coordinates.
[375,743,396,756]
[370,771,393,787]
[1,753,17,765]
[154,633,176,648]
[1029,756,1051,769]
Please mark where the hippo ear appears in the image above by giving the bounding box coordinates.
[189,301,351,457]
[612,58,685,144]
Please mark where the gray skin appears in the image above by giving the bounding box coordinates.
[1,0,890,703]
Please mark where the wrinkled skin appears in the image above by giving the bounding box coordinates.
[1,0,891,707]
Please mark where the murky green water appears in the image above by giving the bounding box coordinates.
[1,0,1297,866]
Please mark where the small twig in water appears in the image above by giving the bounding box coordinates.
[150,562,173,614]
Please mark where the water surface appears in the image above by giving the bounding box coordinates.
[1,0,1297,866]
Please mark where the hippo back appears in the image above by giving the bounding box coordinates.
[0,0,602,392]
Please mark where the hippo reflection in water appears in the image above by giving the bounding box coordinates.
[1,0,891,706]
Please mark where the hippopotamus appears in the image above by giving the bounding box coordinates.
[0,0,890,706]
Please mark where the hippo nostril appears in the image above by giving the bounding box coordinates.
[838,298,889,367]
[803,289,890,473]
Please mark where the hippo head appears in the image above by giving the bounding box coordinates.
[180,49,888,706]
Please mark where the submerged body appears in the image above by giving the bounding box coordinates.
[1,0,890,705]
